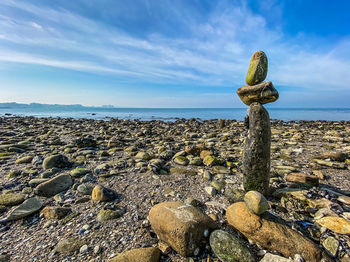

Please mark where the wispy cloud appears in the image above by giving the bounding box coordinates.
[0,0,349,106]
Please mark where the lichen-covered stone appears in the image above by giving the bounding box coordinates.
[246,51,268,86]
[42,154,71,170]
[0,193,25,206]
[97,206,125,222]
[237,81,278,106]
[209,230,255,262]
[34,174,73,197]
[242,103,271,195]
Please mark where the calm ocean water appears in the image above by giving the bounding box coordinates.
[1,107,350,121]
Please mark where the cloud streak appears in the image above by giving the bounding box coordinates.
[0,0,349,107]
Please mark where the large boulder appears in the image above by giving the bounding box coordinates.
[226,202,329,262]
[42,154,71,170]
[209,230,255,262]
[34,174,73,197]
[149,201,217,257]
[245,51,268,86]
[108,247,160,262]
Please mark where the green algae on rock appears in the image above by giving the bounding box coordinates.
[246,50,268,86]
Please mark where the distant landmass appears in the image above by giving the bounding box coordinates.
[0,102,117,109]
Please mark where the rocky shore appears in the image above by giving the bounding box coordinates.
[0,116,350,262]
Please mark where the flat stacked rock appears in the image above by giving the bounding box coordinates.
[236,51,279,195]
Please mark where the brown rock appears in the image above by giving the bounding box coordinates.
[41,206,71,219]
[285,173,319,186]
[91,185,116,202]
[108,247,160,262]
[149,201,217,257]
[318,151,346,162]
[316,216,350,234]
[226,202,329,262]
[237,81,278,106]
[200,150,213,159]
[185,145,201,156]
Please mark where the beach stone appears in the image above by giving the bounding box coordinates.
[209,230,255,262]
[200,150,213,159]
[15,155,33,164]
[97,207,125,222]
[203,155,224,166]
[80,244,89,254]
[226,202,327,262]
[260,253,293,262]
[6,170,21,179]
[42,154,71,170]
[245,51,268,86]
[77,183,93,195]
[338,195,350,205]
[70,168,90,178]
[242,103,271,195]
[189,157,202,166]
[185,145,201,156]
[205,186,217,196]
[149,201,217,257]
[108,247,160,262]
[318,151,346,162]
[285,173,319,186]
[210,181,225,192]
[5,197,42,221]
[0,193,25,206]
[55,237,86,254]
[316,216,350,234]
[75,137,96,148]
[135,151,152,161]
[237,81,278,106]
[174,156,189,166]
[213,166,230,174]
[322,236,339,257]
[41,206,71,219]
[244,190,269,215]
[91,185,116,202]
[29,178,48,187]
[34,174,73,197]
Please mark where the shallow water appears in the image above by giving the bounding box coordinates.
[1,107,350,121]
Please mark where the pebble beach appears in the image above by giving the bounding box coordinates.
[0,116,350,261]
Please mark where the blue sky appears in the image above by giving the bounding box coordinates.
[0,0,349,108]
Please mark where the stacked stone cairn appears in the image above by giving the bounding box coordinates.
[236,51,279,195]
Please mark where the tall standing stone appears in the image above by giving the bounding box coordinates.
[242,103,271,195]
[236,50,276,195]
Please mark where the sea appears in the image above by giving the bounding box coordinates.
[1,107,350,121]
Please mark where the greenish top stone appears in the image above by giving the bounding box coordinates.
[246,51,268,86]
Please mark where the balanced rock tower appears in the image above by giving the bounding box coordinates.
[237,51,279,195]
